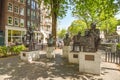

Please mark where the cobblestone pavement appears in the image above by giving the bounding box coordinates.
[0,49,120,80]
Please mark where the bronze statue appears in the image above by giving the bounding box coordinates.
[22,27,35,51]
[88,23,100,51]
[72,22,100,52]
[72,31,81,52]
[63,33,71,46]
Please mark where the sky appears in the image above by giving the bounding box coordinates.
[58,10,120,30]
[57,10,76,30]
[115,13,120,19]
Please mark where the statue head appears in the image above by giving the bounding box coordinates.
[49,34,52,38]
[85,30,89,36]
[91,22,96,29]
[77,31,81,36]
[65,33,69,38]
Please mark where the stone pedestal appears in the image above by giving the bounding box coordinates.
[79,51,101,75]
[46,47,55,58]
[63,46,70,58]
[68,51,79,64]
[20,50,40,62]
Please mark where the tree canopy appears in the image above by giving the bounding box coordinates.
[72,0,120,28]
[68,20,87,37]
[68,18,118,37]
[98,17,118,35]
[38,0,120,41]
[38,0,70,46]
[57,29,67,39]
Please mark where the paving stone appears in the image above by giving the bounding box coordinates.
[0,49,120,80]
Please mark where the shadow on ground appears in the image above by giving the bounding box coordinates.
[0,54,81,80]
[1,52,120,80]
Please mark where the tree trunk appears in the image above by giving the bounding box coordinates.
[52,12,57,46]
[51,0,59,47]
[51,0,57,46]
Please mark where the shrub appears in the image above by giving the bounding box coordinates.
[0,45,26,57]
[117,43,120,50]
[0,46,8,57]
[10,45,26,54]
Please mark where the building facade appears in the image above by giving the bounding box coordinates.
[40,0,52,43]
[0,0,52,46]
[26,0,42,42]
[0,0,26,46]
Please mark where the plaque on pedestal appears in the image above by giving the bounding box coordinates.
[79,52,101,75]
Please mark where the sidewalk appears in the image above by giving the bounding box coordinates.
[0,49,120,80]
[100,62,120,80]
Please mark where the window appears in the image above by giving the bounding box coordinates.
[20,8,24,15]
[8,3,13,12]
[27,0,30,5]
[8,16,13,25]
[31,1,35,9]
[31,11,35,20]
[27,21,30,27]
[20,0,24,3]
[14,6,19,13]
[20,19,24,27]
[14,17,19,26]
[14,0,19,2]
[33,11,35,16]
[31,22,33,27]
[27,9,30,16]
[31,11,33,19]
[36,4,39,8]
[36,12,39,19]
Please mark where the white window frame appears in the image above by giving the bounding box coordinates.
[20,7,24,15]
[15,0,19,2]
[20,19,24,27]
[20,0,24,3]
[14,6,19,14]
[27,0,30,5]
[8,16,13,25]
[14,17,19,26]
[27,9,30,16]
[8,3,13,12]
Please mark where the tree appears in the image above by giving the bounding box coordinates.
[68,20,87,37]
[57,29,67,39]
[98,17,118,35]
[117,19,120,25]
[38,0,69,46]
[72,0,120,28]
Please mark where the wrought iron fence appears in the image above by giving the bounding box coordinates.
[105,47,120,64]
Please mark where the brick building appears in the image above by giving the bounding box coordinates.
[26,0,42,42]
[39,0,52,44]
[0,0,52,46]
[0,0,26,46]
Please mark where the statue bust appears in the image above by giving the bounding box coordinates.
[63,33,71,46]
